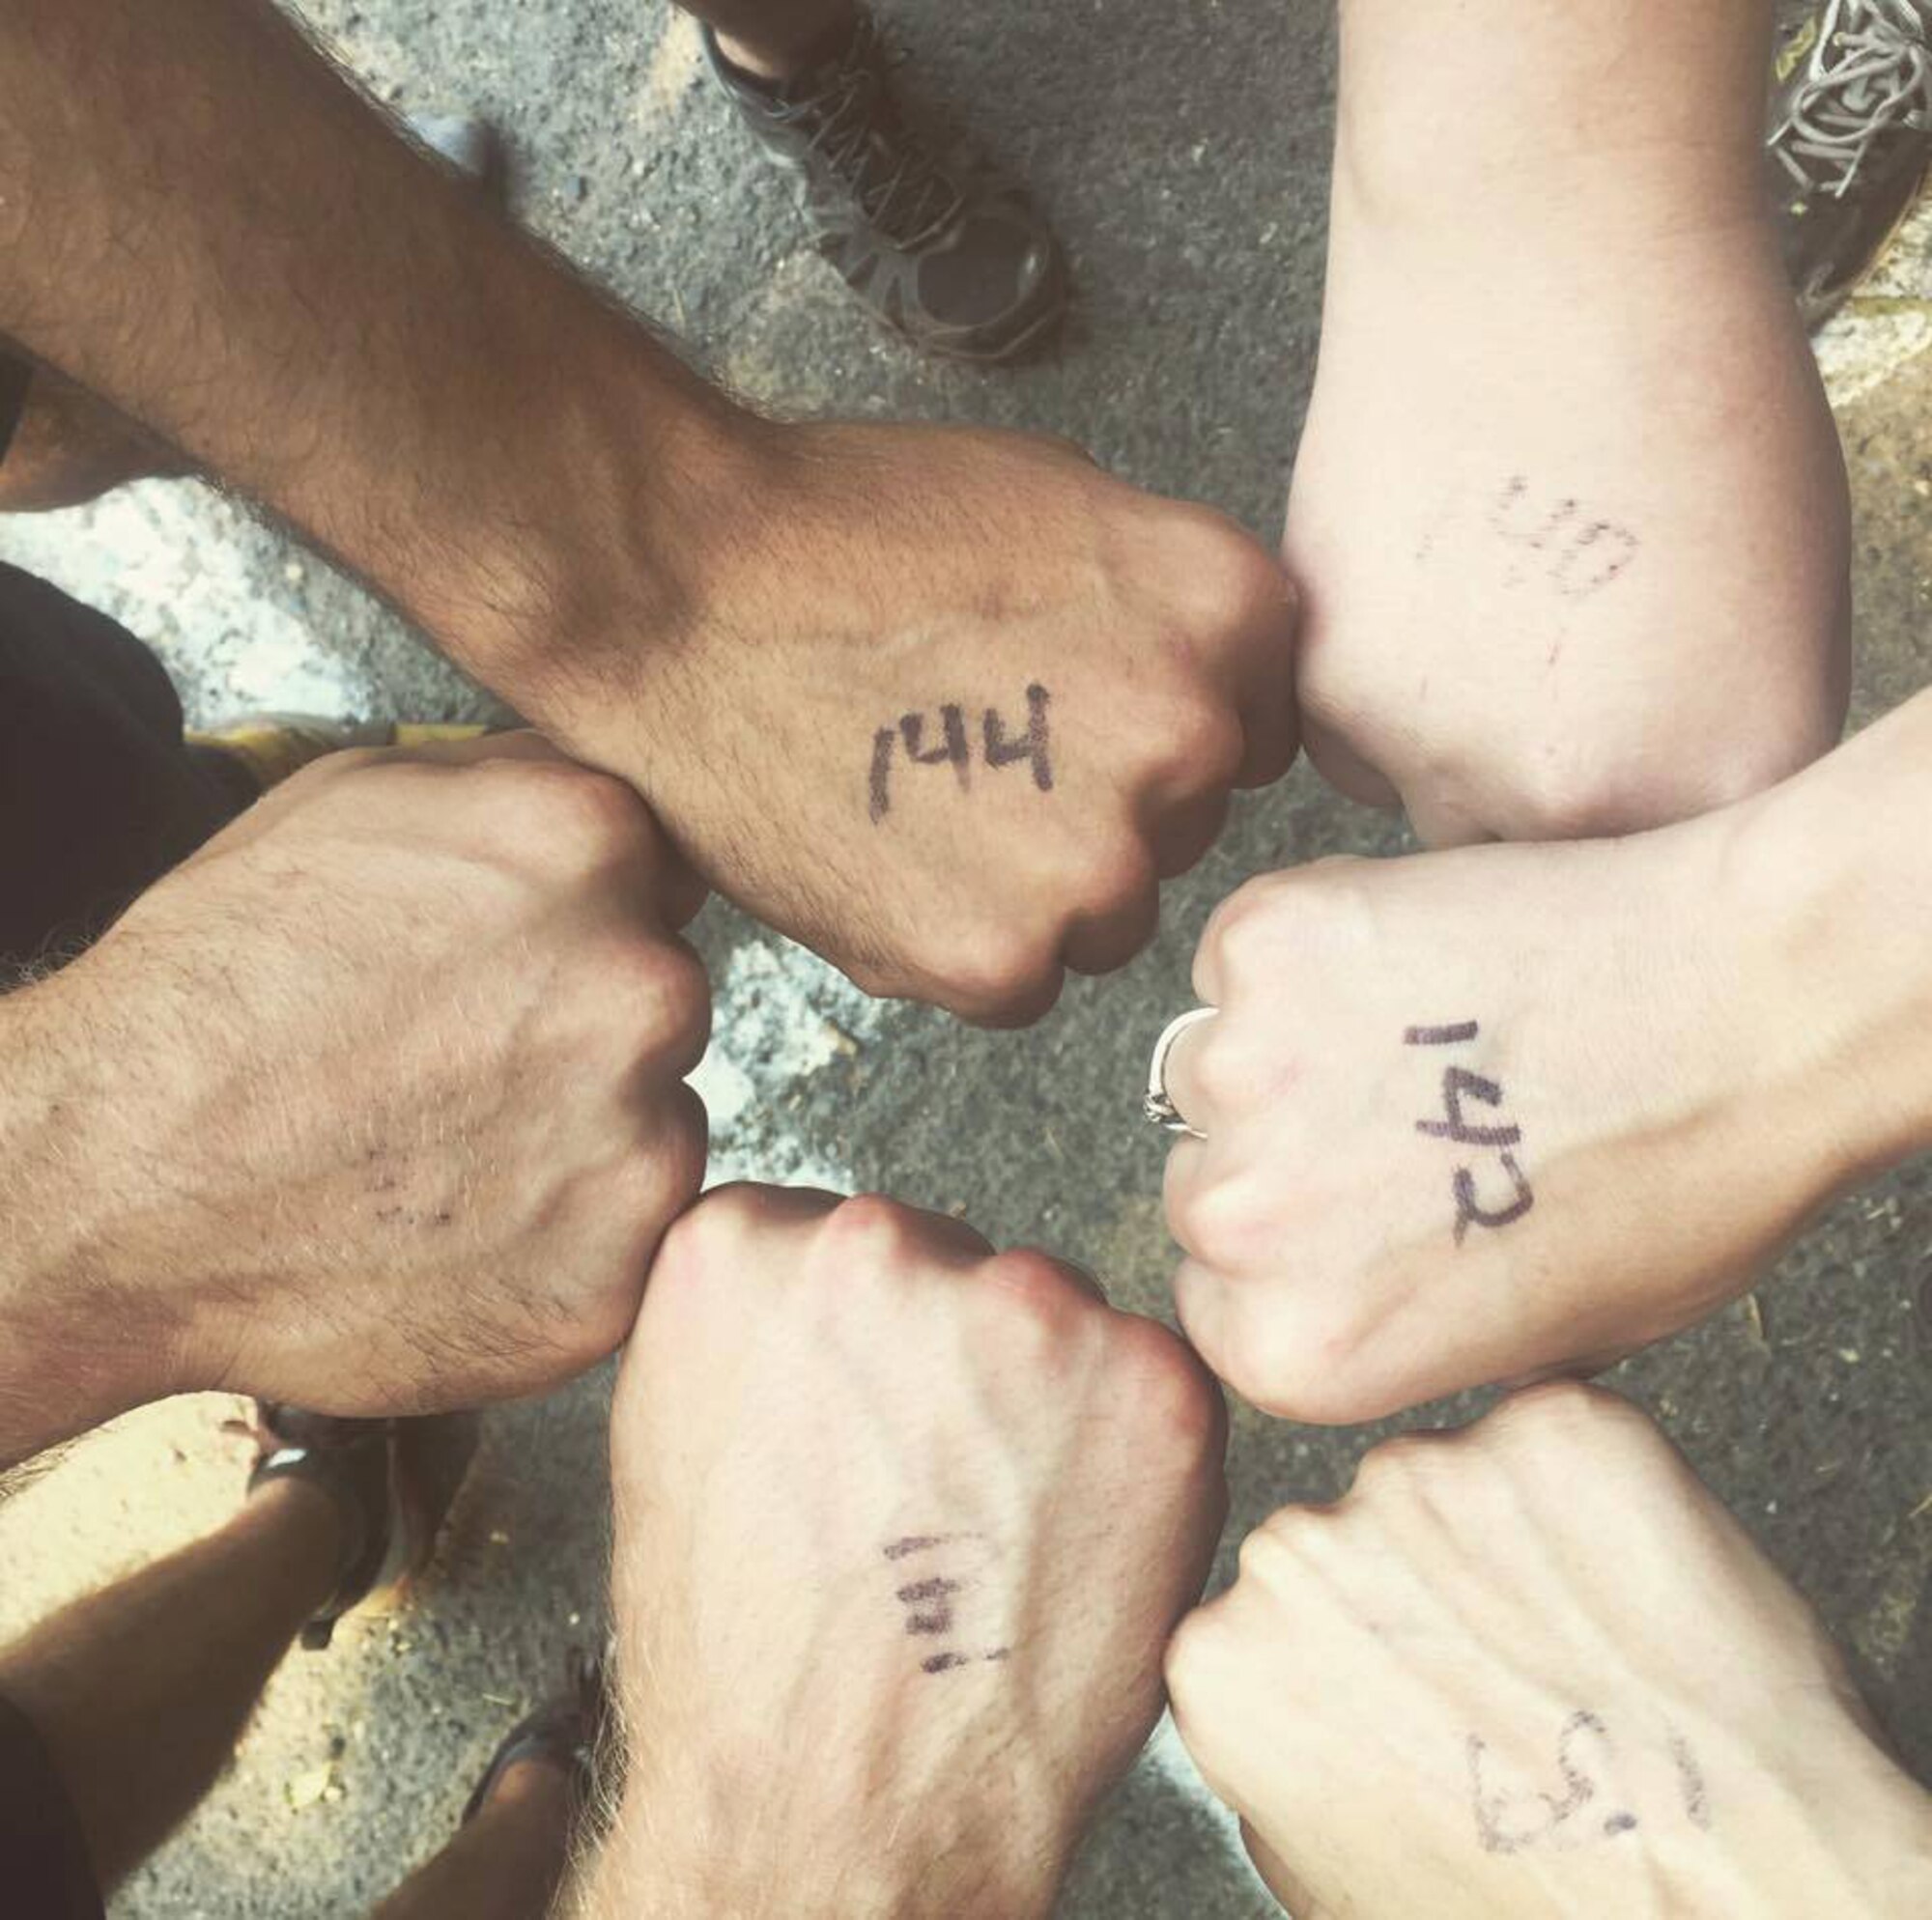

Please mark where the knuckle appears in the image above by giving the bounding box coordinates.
[1109,1313,1225,1440]
[1177,512,1296,636]
[942,928,1064,1025]
[1184,1027,1258,1119]
[1168,1171,1272,1274]
[615,1115,708,1249]
[1179,696,1249,772]
[1347,1431,1442,1503]
[1217,1297,1380,1428]
[977,1249,1095,1358]
[1488,740,1633,842]
[982,1245,1080,1307]
[651,1179,773,1279]
[819,1192,932,1271]
[1163,1596,1237,1708]
[1480,1379,1656,1463]
[1082,835,1159,910]
[1236,1510,1317,1587]
[510,761,650,857]
[1147,697,1247,798]
[625,937,712,1063]
[658,1086,711,1191]
[1199,874,1292,988]
[573,1269,650,1365]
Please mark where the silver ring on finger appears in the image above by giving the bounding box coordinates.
[1144,1006,1215,1139]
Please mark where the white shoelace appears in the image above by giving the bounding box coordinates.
[1772,0,1932,198]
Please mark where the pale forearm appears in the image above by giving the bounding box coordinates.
[1336,0,1774,225]
[0,0,766,702]
[1724,688,1932,1185]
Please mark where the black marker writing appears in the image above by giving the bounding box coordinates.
[902,706,971,781]
[883,1534,958,1561]
[883,1535,1010,1677]
[1667,1726,1713,1830]
[895,1575,962,1636]
[869,684,1053,823]
[923,1648,1013,1675]
[983,684,1053,792]
[1490,475,1639,601]
[868,728,895,826]
[1467,1710,1711,1855]
[1405,1022,1480,1047]
[1469,1710,1627,1854]
[1417,1067,1523,1150]
[1453,1154,1536,1245]
[1406,1021,1535,1244]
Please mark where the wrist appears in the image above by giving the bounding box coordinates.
[1333,0,1770,244]
[586,1704,1058,1920]
[394,273,787,726]
[1725,1736,1932,1918]
[1718,697,1932,1186]
[0,971,200,1460]
[582,1819,1049,1920]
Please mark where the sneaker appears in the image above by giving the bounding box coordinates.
[1768,0,1932,326]
[704,11,1066,363]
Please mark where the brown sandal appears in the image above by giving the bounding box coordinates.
[246,1403,477,1651]
[463,1651,609,1825]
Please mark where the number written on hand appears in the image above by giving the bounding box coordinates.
[883,1533,1013,1677]
[1467,1708,1713,1854]
[869,685,1053,824]
[1406,1021,1535,1244]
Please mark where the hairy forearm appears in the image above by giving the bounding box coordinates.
[566,1674,1053,1920]
[0,0,766,702]
[1336,0,1774,225]
[569,1826,1037,1920]
[0,975,195,1471]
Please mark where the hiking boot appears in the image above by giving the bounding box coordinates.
[1768,0,1932,325]
[704,11,1066,363]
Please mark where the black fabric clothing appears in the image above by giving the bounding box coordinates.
[0,1692,104,1920]
[0,560,239,972]
[0,565,243,1915]
[0,353,32,467]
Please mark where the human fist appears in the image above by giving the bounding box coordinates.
[1286,28,1847,846]
[1166,1384,1932,1920]
[1158,791,1868,1422]
[23,734,708,1418]
[549,421,1298,1024]
[591,1186,1227,1920]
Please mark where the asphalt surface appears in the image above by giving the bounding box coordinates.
[0,2,1928,1916]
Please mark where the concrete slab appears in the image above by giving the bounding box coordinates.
[0,2,1928,1915]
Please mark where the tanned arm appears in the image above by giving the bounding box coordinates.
[0,0,759,690]
[0,0,1297,1030]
